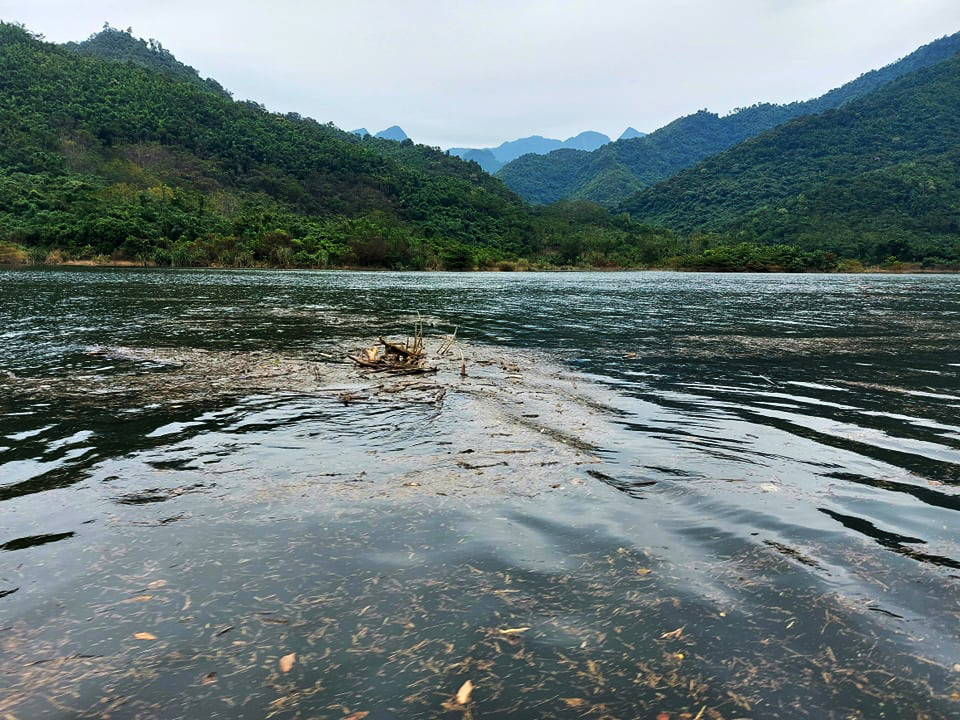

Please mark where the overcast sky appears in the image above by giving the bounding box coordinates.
[3,0,959,148]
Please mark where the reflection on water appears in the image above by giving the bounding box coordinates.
[2,268,960,719]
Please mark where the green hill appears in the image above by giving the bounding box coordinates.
[2,23,614,269]
[63,24,232,97]
[496,32,960,208]
[620,53,960,264]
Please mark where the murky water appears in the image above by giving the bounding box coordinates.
[2,267,959,719]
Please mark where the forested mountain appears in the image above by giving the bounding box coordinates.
[621,52,960,264]
[497,31,960,207]
[448,131,611,174]
[0,24,668,269]
[64,24,231,98]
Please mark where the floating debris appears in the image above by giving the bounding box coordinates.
[348,316,438,375]
[279,653,296,673]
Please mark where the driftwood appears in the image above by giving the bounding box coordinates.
[348,319,438,375]
[379,337,419,359]
[436,326,458,357]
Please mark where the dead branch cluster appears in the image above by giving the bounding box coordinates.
[348,316,438,376]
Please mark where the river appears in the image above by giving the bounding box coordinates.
[1,268,959,719]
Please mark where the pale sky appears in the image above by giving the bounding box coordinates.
[2,0,958,148]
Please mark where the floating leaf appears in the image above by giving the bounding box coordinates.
[563,698,589,707]
[636,567,652,575]
[146,580,167,589]
[202,672,218,685]
[660,627,684,640]
[279,652,296,673]
[343,712,370,720]
[126,595,153,603]
[498,627,530,635]
[133,632,157,641]
[456,679,474,705]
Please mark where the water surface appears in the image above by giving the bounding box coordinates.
[2,268,959,719]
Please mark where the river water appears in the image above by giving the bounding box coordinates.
[1,268,959,719]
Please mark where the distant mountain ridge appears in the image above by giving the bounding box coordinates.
[348,126,410,141]
[448,131,613,173]
[374,125,408,141]
[618,127,646,141]
[497,31,960,206]
[454,148,500,173]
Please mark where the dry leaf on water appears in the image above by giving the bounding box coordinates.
[498,627,530,635]
[133,632,157,641]
[279,653,296,673]
[202,672,218,685]
[562,698,589,708]
[342,712,370,720]
[660,627,684,640]
[456,679,474,705]
[146,580,167,589]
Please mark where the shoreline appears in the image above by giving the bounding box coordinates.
[2,259,959,274]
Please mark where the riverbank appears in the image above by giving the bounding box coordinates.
[4,235,960,273]
[2,254,958,274]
